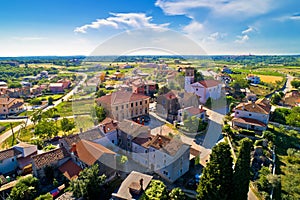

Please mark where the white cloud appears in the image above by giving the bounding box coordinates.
[242,26,255,34]
[74,13,169,33]
[235,35,249,43]
[155,0,274,18]
[183,20,203,35]
[207,32,226,41]
[276,13,300,21]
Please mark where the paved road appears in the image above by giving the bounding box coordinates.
[0,73,87,145]
[283,74,294,93]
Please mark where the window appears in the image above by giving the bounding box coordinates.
[196,88,198,91]
[126,104,128,108]
[145,100,148,104]
[131,103,133,107]
[121,105,124,109]
[112,140,115,144]
[140,101,142,105]
[136,102,138,106]
[236,111,239,114]
[249,113,252,116]
[115,106,118,111]
[145,150,148,153]
[12,158,14,162]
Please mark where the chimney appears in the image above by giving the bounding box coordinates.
[70,143,77,154]
[140,178,144,191]
[103,125,106,133]
[158,137,163,147]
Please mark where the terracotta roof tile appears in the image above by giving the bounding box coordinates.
[232,117,266,127]
[198,80,222,88]
[185,107,206,115]
[75,139,116,166]
[58,160,82,180]
[31,147,70,169]
[0,148,22,161]
[235,98,270,114]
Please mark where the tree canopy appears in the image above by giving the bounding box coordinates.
[197,142,233,200]
[60,117,75,134]
[34,119,58,139]
[141,180,168,200]
[232,138,253,200]
[70,164,106,200]
[9,175,39,200]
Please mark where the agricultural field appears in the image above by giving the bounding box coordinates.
[256,75,284,83]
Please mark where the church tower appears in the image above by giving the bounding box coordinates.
[184,67,194,92]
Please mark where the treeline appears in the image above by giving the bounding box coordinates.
[0,65,58,82]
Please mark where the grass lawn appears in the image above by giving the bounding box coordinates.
[0,135,18,150]
[55,101,73,117]
[74,115,95,132]
[35,94,64,101]
[18,110,35,117]
[0,122,22,135]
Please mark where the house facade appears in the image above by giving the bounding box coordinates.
[96,91,150,121]
[0,148,21,175]
[177,106,206,123]
[0,97,24,115]
[232,98,271,131]
[116,120,190,183]
[185,80,223,104]
[31,147,70,178]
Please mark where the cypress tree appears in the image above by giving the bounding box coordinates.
[232,138,253,200]
[197,142,233,200]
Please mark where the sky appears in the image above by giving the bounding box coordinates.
[0,0,300,56]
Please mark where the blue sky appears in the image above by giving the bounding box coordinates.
[0,0,299,56]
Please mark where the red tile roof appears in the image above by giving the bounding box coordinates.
[99,117,118,134]
[198,80,222,88]
[235,98,271,114]
[58,160,82,180]
[0,148,21,161]
[31,147,70,169]
[75,140,116,166]
[96,91,149,105]
[232,117,266,127]
[185,107,206,115]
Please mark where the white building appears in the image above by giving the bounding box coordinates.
[185,80,223,104]
[177,106,206,123]
[246,74,260,84]
[232,98,271,131]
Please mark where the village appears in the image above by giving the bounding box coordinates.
[0,57,299,200]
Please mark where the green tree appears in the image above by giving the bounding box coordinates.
[197,142,233,200]
[262,131,275,143]
[9,175,39,200]
[48,97,54,105]
[70,164,106,200]
[141,180,168,200]
[291,80,300,88]
[34,119,59,138]
[60,117,75,134]
[256,167,271,193]
[205,97,212,108]
[93,106,106,122]
[232,138,253,200]
[8,82,22,88]
[95,89,108,98]
[271,93,281,105]
[169,187,186,200]
[194,69,204,82]
[35,193,53,200]
[31,109,43,126]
